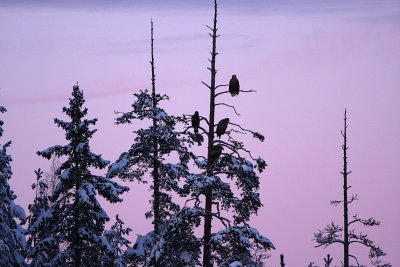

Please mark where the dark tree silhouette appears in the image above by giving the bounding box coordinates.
[324,254,333,267]
[314,110,391,267]
[280,254,285,267]
[182,1,274,266]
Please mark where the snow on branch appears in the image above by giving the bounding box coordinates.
[349,214,380,227]
[314,222,344,248]
[210,226,274,266]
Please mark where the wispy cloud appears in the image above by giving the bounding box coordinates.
[1,0,399,26]
[1,0,398,13]
[2,86,142,106]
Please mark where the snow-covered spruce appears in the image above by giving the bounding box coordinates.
[210,226,274,266]
[108,21,199,266]
[0,106,27,267]
[184,151,275,265]
[107,88,198,265]
[100,215,132,267]
[126,207,202,267]
[35,85,129,266]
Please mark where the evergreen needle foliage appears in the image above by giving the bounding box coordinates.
[35,84,129,266]
[0,106,27,267]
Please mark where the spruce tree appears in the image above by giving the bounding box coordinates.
[183,1,274,266]
[314,110,391,267]
[0,106,27,267]
[107,21,198,266]
[100,215,132,266]
[36,84,129,266]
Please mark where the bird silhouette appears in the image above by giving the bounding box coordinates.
[229,75,240,96]
[216,118,229,138]
[191,111,200,134]
[210,145,224,164]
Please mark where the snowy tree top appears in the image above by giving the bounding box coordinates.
[0,105,7,137]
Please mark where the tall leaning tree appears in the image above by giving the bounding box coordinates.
[314,110,391,267]
[107,21,197,266]
[36,84,129,266]
[0,106,27,267]
[184,1,274,266]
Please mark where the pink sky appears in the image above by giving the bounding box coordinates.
[1,1,399,266]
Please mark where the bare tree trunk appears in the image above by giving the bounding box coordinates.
[203,1,218,266]
[342,109,349,267]
[150,19,161,246]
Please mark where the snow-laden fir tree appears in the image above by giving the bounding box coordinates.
[314,110,391,267]
[107,21,199,266]
[0,106,27,267]
[183,1,274,266]
[100,215,132,267]
[26,169,57,266]
[35,84,129,266]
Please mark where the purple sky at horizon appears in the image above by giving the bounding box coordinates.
[1,1,399,266]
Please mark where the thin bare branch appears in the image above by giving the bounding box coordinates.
[215,89,256,98]
[330,200,342,206]
[216,103,240,115]
[349,254,361,266]
[215,84,228,89]
[202,81,211,89]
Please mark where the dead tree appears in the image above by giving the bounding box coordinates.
[44,156,61,195]
[324,254,333,267]
[314,110,391,267]
[280,254,285,267]
[149,19,162,243]
[182,0,274,266]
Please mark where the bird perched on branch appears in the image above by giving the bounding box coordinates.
[210,145,224,164]
[229,75,240,96]
[216,118,229,138]
[191,111,200,133]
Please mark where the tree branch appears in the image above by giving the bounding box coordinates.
[215,103,240,115]
[202,81,211,89]
[229,122,265,142]
[215,89,256,98]
[349,254,361,266]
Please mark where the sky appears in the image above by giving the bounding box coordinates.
[1,0,399,266]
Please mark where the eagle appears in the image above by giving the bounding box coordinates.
[216,118,229,138]
[191,111,200,133]
[229,75,240,96]
[210,145,224,164]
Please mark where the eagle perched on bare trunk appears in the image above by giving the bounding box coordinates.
[191,111,200,133]
[216,118,229,138]
[229,75,240,96]
[210,145,224,164]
